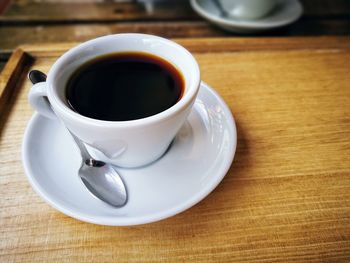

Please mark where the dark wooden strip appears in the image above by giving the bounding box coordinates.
[1,19,350,52]
[0,49,33,131]
[267,18,350,36]
[302,0,350,17]
[0,49,26,98]
[0,1,197,24]
[0,22,226,52]
[0,0,349,24]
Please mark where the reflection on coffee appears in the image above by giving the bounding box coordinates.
[66,52,184,121]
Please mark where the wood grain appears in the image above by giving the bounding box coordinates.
[0,37,350,262]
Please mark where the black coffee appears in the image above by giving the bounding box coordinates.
[66,52,184,121]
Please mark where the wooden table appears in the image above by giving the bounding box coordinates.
[0,37,349,262]
[1,0,350,71]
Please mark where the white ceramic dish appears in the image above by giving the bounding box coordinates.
[190,0,303,33]
[22,82,237,226]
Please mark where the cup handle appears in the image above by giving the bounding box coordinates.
[28,82,56,119]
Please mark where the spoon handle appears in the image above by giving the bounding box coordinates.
[28,70,97,163]
[67,129,94,161]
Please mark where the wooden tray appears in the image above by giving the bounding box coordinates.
[1,37,349,262]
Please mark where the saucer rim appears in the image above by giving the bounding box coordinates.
[190,0,303,30]
[22,82,237,226]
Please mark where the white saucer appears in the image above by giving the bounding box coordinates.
[190,0,303,33]
[22,82,237,226]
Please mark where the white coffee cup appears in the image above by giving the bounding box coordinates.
[28,34,200,168]
[219,0,277,20]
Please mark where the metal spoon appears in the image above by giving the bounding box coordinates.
[28,70,127,207]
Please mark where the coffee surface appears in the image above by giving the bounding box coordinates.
[66,52,184,121]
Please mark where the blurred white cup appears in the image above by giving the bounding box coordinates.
[219,0,277,20]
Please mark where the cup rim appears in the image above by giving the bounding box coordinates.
[46,33,200,128]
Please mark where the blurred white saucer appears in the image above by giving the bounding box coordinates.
[190,0,303,33]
